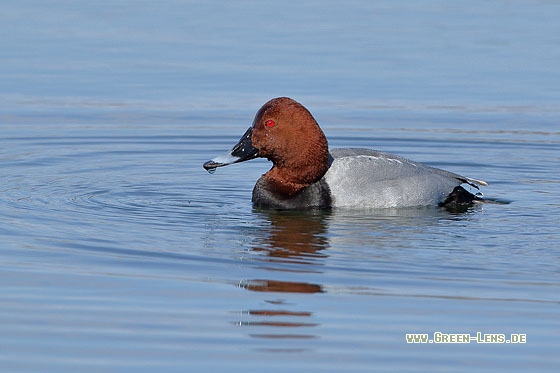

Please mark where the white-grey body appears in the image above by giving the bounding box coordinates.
[324,148,487,208]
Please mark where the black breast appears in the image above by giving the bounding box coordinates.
[252,178,332,210]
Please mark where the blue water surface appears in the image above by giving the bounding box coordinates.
[1,1,559,372]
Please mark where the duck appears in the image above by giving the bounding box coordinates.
[203,97,488,210]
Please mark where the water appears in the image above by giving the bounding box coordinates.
[1,1,560,371]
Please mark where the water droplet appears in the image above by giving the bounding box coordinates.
[203,160,218,173]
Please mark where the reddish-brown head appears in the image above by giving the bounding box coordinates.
[202,97,330,196]
[250,97,330,193]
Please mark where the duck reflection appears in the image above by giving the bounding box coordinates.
[236,210,330,348]
[251,209,330,265]
[234,206,485,349]
[239,279,323,294]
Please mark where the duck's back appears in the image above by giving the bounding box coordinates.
[324,148,482,208]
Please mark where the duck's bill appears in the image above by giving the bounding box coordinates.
[203,127,259,171]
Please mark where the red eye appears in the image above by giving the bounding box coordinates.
[265,119,275,127]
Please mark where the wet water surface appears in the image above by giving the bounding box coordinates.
[1,1,560,371]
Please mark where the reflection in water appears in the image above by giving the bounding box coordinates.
[239,279,323,293]
[236,210,330,348]
[247,310,311,317]
[250,209,331,265]
[234,207,481,348]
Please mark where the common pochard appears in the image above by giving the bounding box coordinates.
[203,97,488,210]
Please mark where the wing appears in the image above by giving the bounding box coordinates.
[330,148,487,188]
[324,148,487,208]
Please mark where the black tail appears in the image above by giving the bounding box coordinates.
[439,186,483,212]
